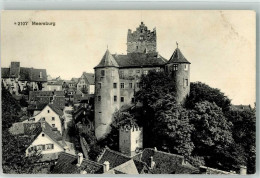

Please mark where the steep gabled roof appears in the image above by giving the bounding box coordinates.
[48,104,64,117]
[1,68,10,78]
[97,148,131,169]
[133,148,198,174]
[82,72,95,85]
[112,52,167,68]
[52,152,104,174]
[94,49,119,68]
[168,48,190,64]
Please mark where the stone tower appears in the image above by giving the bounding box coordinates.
[94,49,120,139]
[127,22,157,54]
[119,123,143,157]
[166,46,191,104]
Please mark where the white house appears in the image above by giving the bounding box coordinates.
[24,104,64,134]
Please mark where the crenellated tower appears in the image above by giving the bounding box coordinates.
[166,45,191,104]
[94,49,120,139]
[127,22,157,54]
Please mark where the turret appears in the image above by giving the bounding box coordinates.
[94,49,120,140]
[119,123,143,157]
[166,43,191,104]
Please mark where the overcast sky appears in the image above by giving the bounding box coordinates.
[1,10,255,105]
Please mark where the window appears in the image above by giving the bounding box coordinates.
[114,96,117,102]
[98,83,102,89]
[113,83,117,88]
[46,144,54,150]
[119,71,124,78]
[111,70,115,77]
[52,117,55,121]
[131,98,135,103]
[120,83,125,89]
[31,118,35,121]
[39,72,42,78]
[52,124,55,127]
[185,79,189,87]
[47,110,50,113]
[129,70,133,76]
[144,70,148,75]
[156,68,160,72]
[98,96,101,101]
[121,97,124,102]
[101,70,105,77]
[42,117,45,121]
[42,133,45,137]
[129,83,133,88]
[136,70,140,73]
[184,64,188,71]
[136,46,138,49]
[173,64,178,71]
[136,83,140,88]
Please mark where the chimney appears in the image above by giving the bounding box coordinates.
[154,147,157,151]
[239,165,247,175]
[150,156,155,169]
[77,153,83,167]
[103,161,110,172]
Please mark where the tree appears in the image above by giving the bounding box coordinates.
[189,101,234,171]
[185,82,231,112]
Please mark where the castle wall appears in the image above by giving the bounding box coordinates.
[94,67,120,139]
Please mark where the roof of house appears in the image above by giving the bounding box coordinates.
[82,72,95,85]
[199,166,237,175]
[94,49,119,68]
[113,52,167,68]
[231,104,251,111]
[48,104,64,117]
[133,148,198,174]
[10,62,20,78]
[168,48,190,64]
[1,68,10,78]
[52,152,104,174]
[97,148,149,174]
[47,80,64,86]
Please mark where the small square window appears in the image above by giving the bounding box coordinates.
[52,117,55,121]
[185,79,189,87]
[121,97,124,102]
[136,83,140,88]
[111,70,115,77]
[101,70,105,77]
[98,83,102,89]
[47,110,50,113]
[98,96,101,101]
[184,64,188,71]
[136,70,140,73]
[120,83,125,89]
[52,124,55,127]
[144,70,148,75]
[113,83,117,88]
[131,98,135,103]
[129,83,133,88]
[173,64,178,71]
[42,117,45,121]
[119,71,124,78]
[114,96,117,102]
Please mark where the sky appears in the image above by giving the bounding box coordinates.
[1,10,256,105]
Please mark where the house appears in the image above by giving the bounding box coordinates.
[29,91,65,110]
[77,72,95,94]
[9,121,75,162]
[44,80,64,91]
[97,147,150,174]
[51,152,104,174]
[24,104,64,134]
[1,61,47,95]
[94,22,191,139]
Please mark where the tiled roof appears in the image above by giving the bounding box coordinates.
[168,48,190,64]
[94,49,119,68]
[48,104,64,117]
[112,52,167,68]
[231,105,251,111]
[82,72,95,85]
[1,68,10,78]
[52,152,104,174]
[134,148,198,174]
[97,148,131,169]
[47,80,64,86]
[108,160,139,174]
[1,65,47,82]
[10,62,20,78]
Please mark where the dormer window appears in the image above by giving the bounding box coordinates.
[39,72,42,78]
[173,64,178,71]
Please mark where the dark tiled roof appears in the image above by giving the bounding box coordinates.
[97,148,131,169]
[48,104,64,117]
[31,68,47,82]
[52,152,104,174]
[82,72,95,85]
[47,80,64,85]
[10,62,20,78]
[27,103,47,111]
[112,52,167,68]
[168,48,190,64]
[134,148,198,174]
[1,68,10,78]
[231,105,251,111]
[19,67,31,81]
[95,49,119,68]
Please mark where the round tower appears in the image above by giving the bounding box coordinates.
[166,45,191,104]
[94,49,120,140]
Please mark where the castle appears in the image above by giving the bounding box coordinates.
[94,22,191,139]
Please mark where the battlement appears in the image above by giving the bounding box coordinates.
[120,124,142,132]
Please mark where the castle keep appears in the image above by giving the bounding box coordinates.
[94,22,191,139]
